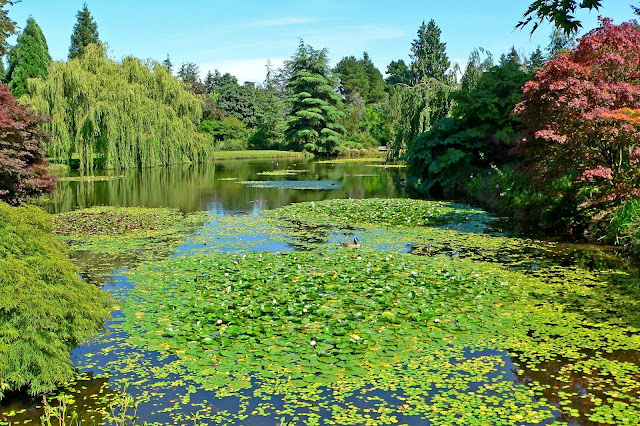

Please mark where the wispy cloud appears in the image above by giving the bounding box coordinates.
[245,17,323,28]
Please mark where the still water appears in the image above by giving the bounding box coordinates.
[43,158,406,215]
[1,158,638,426]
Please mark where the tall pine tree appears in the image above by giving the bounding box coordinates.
[69,3,100,59]
[5,17,51,98]
[361,52,385,103]
[285,40,344,155]
[410,20,450,84]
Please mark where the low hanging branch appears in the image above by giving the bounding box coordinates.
[25,45,211,170]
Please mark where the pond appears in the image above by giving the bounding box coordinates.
[42,158,406,215]
[2,157,639,426]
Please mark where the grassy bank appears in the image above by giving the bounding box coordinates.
[213,150,310,160]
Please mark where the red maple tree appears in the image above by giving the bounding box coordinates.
[0,83,55,205]
[515,18,640,218]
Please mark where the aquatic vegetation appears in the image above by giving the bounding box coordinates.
[366,164,408,169]
[316,158,384,164]
[240,181,342,190]
[269,198,491,229]
[58,175,124,182]
[0,203,111,398]
[256,169,308,176]
[119,249,559,424]
[53,207,211,281]
[10,198,639,425]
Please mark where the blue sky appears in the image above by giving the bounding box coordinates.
[7,0,637,83]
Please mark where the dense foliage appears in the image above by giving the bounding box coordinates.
[68,3,100,59]
[334,53,385,104]
[0,84,54,205]
[206,71,260,127]
[199,117,249,150]
[284,41,345,155]
[5,17,51,98]
[407,55,532,197]
[515,19,640,227]
[250,66,287,149]
[0,202,111,397]
[26,45,211,170]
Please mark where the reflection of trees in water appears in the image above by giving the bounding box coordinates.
[513,349,640,425]
[45,159,408,215]
[0,373,112,426]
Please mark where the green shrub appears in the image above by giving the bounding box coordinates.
[0,202,111,398]
[606,200,640,254]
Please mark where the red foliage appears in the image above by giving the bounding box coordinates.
[0,83,55,205]
[515,18,640,213]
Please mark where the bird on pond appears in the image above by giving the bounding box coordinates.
[340,237,360,248]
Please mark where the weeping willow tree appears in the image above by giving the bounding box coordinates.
[25,45,211,170]
[386,78,454,160]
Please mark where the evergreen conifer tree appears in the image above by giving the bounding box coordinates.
[529,46,546,69]
[284,40,344,155]
[410,20,450,84]
[361,52,385,103]
[69,3,100,59]
[334,56,368,102]
[5,17,51,98]
[163,54,172,73]
[0,56,5,81]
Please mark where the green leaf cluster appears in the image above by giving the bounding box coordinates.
[25,45,211,170]
[285,41,345,155]
[0,202,111,397]
[5,17,50,98]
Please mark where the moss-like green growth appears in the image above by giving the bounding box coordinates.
[0,202,112,398]
[269,198,491,229]
[52,207,211,281]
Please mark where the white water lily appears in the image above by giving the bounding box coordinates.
[310,340,316,346]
